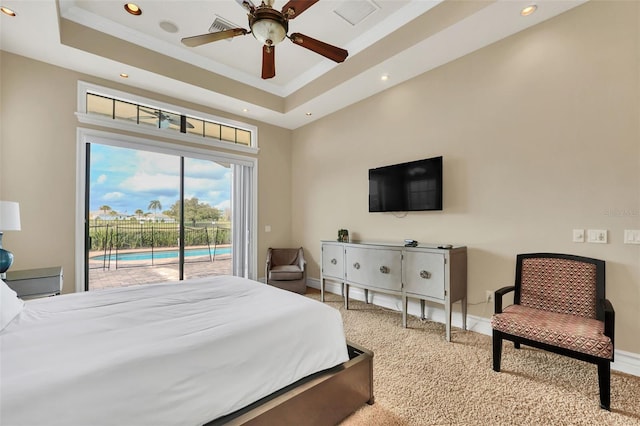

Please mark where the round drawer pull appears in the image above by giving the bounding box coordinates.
[353,262,360,270]
[331,258,337,265]
[420,270,431,279]
[379,266,389,274]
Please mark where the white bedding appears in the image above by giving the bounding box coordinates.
[0,275,349,425]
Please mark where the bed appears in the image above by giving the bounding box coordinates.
[1,275,373,425]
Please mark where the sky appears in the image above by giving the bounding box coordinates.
[90,144,231,215]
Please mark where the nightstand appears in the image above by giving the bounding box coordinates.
[4,267,63,299]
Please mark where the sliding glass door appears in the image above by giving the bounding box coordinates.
[84,140,245,291]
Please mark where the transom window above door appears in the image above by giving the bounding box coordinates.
[76,81,259,155]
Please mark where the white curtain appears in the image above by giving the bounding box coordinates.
[232,164,255,279]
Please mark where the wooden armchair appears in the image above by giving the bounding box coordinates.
[491,253,614,410]
[265,247,307,294]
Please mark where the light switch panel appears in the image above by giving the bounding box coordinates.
[587,229,607,244]
[572,229,585,243]
[624,230,640,244]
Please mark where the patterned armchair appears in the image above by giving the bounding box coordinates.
[265,247,307,294]
[491,253,614,410]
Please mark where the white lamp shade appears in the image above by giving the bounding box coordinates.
[0,201,21,231]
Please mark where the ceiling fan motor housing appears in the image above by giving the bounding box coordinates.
[249,7,288,46]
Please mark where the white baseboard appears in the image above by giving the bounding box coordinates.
[307,278,640,378]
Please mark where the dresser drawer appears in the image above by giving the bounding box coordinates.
[345,246,402,292]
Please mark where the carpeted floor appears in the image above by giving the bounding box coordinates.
[309,292,640,426]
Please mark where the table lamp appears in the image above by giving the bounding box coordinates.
[0,201,21,278]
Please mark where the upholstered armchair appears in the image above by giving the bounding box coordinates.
[265,247,307,294]
[491,253,614,410]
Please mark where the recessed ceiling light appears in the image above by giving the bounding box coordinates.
[1,6,16,17]
[381,74,389,81]
[120,73,129,78]
[520,5,537,16]
[305,112,312,116]
[242,108,249,113]
[124,3,142,16]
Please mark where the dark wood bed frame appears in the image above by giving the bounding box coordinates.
[207,342,374,425]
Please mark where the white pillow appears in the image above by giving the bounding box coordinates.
[1,279,24,330]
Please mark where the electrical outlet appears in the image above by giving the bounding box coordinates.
[485,290,493,304]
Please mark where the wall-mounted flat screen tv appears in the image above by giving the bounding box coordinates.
[369,156,443,212]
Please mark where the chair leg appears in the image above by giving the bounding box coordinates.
[492,332,502,372]
[598,360,611,411]
[514,342,520,349]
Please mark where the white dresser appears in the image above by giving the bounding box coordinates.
[321,241,467,341]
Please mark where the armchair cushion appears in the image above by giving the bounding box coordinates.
[519,257,597,318]
[270,248,303,268]
[269,265,304,281]
[492,304,613,359]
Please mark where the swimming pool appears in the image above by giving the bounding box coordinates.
[91,247,231,262]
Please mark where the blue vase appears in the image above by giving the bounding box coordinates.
[0,248,14,274]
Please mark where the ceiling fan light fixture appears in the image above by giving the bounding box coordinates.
[251,18,286,46]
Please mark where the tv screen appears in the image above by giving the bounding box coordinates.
[369,156,443,212]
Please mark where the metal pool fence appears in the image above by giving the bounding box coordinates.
[88,221,231,270]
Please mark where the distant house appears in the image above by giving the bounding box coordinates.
[89,211,177,223]
[141,213,176,223]
[90,211,130,221]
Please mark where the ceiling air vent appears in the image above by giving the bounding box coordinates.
[209,16,240,40]
[333,0,379,26]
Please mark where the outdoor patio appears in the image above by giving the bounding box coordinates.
[89,256,232,290]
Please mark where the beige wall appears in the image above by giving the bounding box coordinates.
[0,51,292,294]
[291,1,640,353]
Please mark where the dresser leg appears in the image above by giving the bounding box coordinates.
[402,297,408,328]
[445,303,451,342]
[344,284,350,310]
[461,297,467,330]
[420,299,426,320]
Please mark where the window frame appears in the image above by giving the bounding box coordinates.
[74,81,259,292]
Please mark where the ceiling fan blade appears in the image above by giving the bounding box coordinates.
[281,0,319,19]
[262,45,276,79]
[166,117,195,129]
[235,0,256,13]
[181,28,248,47]
[289,33,348,63]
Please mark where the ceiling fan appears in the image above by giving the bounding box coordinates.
[181,0,349,79]
[138,107,195,129]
